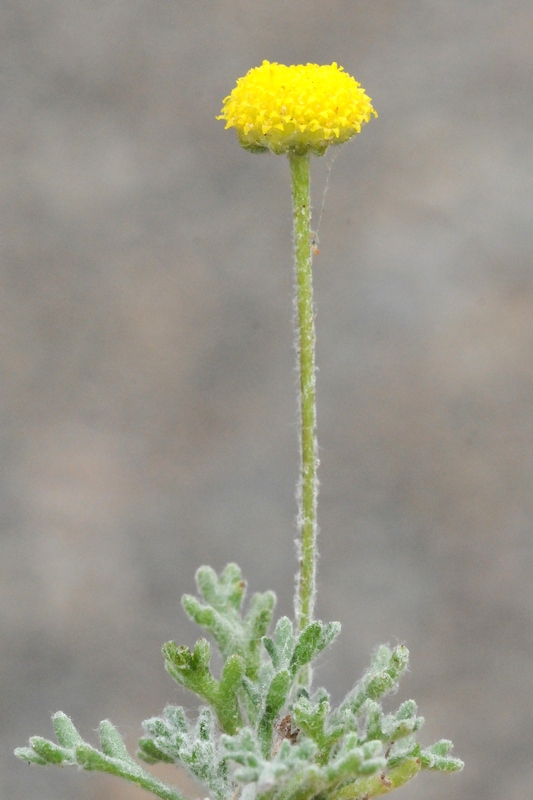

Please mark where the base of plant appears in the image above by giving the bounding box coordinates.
[16,564,463,800]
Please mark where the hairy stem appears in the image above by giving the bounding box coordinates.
[289,151,318,642]
[90,759,187,800]
[329,758,422,800]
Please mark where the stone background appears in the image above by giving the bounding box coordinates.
[2,1,533,799]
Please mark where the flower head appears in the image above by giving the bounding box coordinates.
[217,61,377,156]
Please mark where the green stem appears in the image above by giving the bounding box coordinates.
[289,151,318,639]
[328,758,422,800]
[98,761,187,800]
[75,744,188,800]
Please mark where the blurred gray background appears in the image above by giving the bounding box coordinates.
[2,1,533,799]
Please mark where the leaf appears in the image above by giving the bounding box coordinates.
[53,712,83,749]
[258,669,291,755]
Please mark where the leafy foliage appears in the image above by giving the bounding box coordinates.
[15,712,186,800]
[16,564,462,800]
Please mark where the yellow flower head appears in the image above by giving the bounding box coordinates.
[217,60,377,156]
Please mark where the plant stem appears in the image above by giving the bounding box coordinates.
[328,758,422,800]
[102,763,187,800]
[76,744,188,800]
[289,150,318,639]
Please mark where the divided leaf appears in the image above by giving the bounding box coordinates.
[140,706,230,800]
[15,713,188,800]
[15,565,463,800]
[182,564,276,681]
